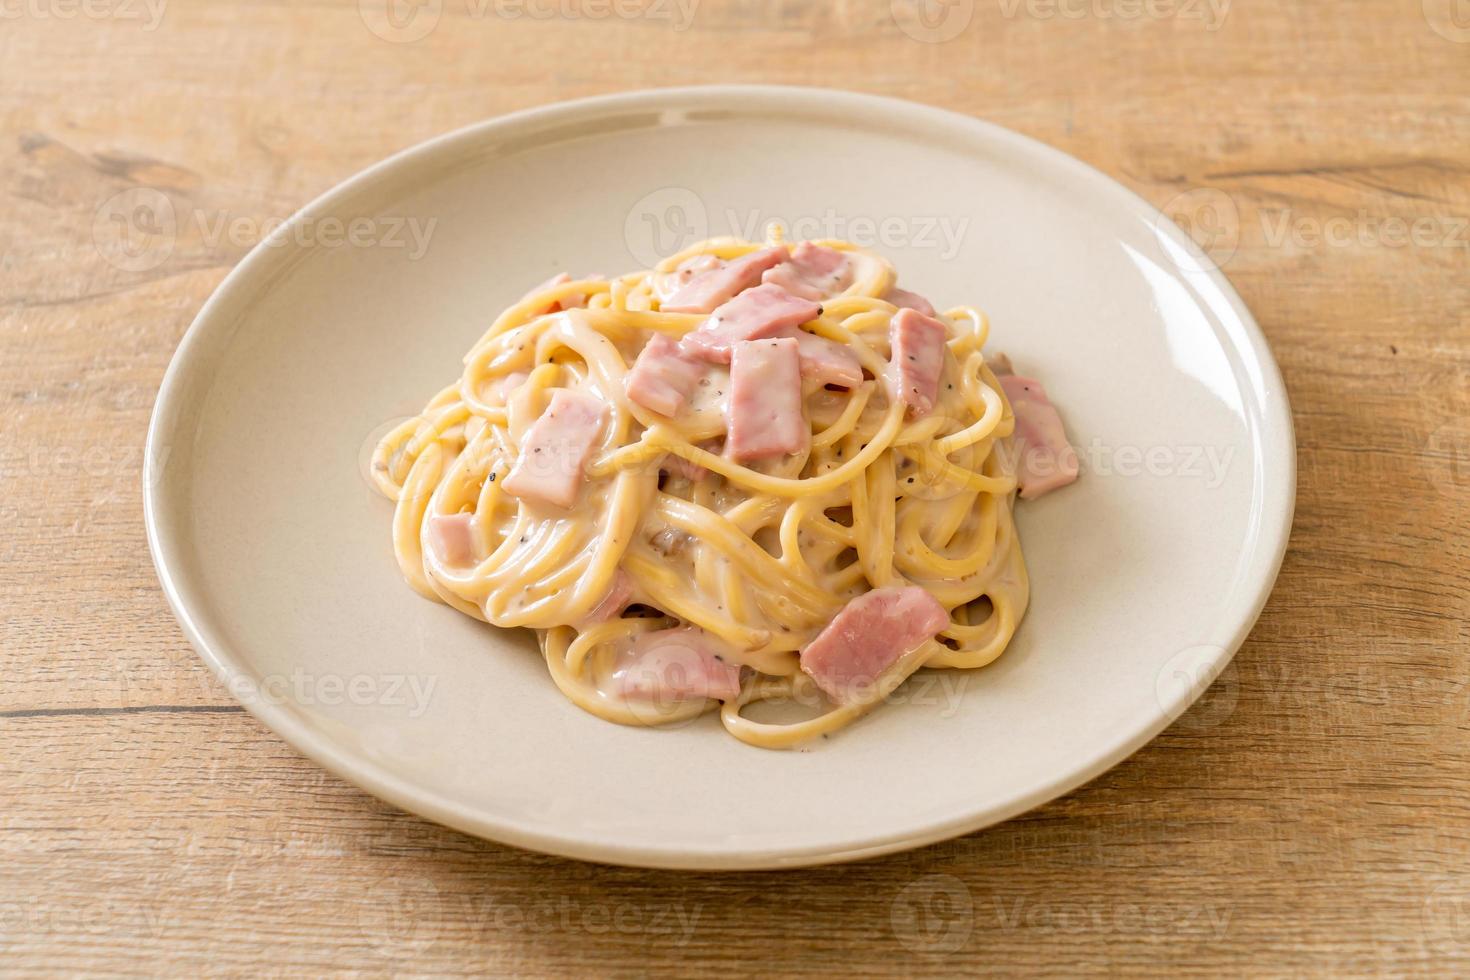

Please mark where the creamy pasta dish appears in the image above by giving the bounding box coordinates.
[370,234,1077,748]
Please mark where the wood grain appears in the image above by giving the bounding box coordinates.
[2,0,1468,974]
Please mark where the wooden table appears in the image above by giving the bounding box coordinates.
[3,0,1468,974]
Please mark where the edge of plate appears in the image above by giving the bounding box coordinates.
[144,84,1297,870]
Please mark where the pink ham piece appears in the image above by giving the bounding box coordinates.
[888,307,949,417]
[611,626,743,702]
[426,512,477,566]
[1000,374,1080,499]
[501,389,608,509]
[680,284,823,363]
[625,333,705,416]
[885,287,937,317]
[800,587,949,704]
[762,242,853,301]
[583,569,634,625]
[653,254,723,302]
[727,337,808,461]
[662,246,788,314]
[785,329,863,389]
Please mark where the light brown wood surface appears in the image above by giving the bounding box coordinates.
[3,0,1469,975]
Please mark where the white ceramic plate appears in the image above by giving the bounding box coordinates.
[145,86,1294,870]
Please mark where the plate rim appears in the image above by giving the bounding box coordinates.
[144,84,1297,870]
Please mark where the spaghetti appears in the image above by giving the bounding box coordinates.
[370,234,1037,748]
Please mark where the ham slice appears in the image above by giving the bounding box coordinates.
[501,389,608,509]
[625,333,705,416]
[610,627,743,702]
[653,254,722,302]
[674,270,855,386]
[888,307,948,417]
[583,569,634,625]
[680,285,823,363]
[661,246,788,314]
[1000,374,1079,499]
[885,287,937,317]
[762,242,853,301]
[727,337,808,461]
[785,329,862,389]
[800,587,949,704]
[426,512,477,566]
